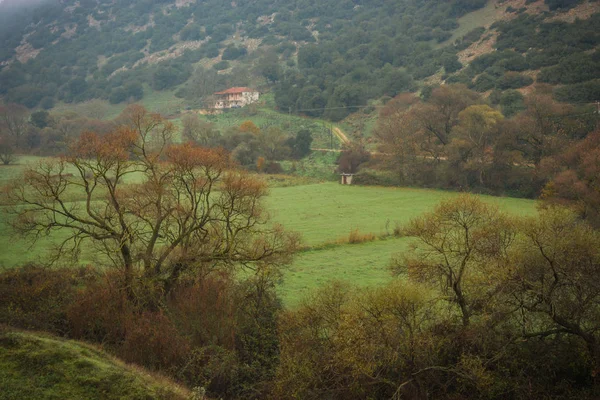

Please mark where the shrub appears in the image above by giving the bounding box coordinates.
[0,266,88,334]
[553,79,600,103]
[120,311,191,371]
[497,72,533,89]
[221,45,247,60]
[213,60,230,71]
[346,228,377,244]
[473,73,497,92]
[264,161,284,174]
[66,272,132,344]
[168,277,236,349]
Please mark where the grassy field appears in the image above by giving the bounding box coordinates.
[265,182,537,305]
[279,237,410,306]
[0,160,537,306]
[266,183,536,246]
[0,329,189,400]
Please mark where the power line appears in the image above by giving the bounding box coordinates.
[291,102,600,114]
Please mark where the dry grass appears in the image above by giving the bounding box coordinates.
[346,228,377,244]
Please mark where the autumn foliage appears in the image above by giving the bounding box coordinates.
[4,105,297,299]
[541,129,600,227]
[374,85,597,197]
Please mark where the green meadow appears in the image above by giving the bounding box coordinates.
[266,183,536,305]
[0,159,537,306]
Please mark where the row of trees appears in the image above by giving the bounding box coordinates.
[181,114,313,169]
[0,102,120,163]
[373,84,598,200]
[0,101,317,175]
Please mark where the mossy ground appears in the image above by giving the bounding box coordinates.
[0,328,190,400]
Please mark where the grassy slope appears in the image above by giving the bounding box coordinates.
[440,0,500,47]
[280,237,410,306]
[0,329,189,400]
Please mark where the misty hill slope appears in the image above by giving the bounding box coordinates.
[0,0,597,117]
[0,328,190,400]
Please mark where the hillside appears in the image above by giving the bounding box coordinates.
[0,0,596,119]
[0,328,190,400]
[447,0,600,104]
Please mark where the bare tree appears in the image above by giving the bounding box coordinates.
[5,105,298,296]
[0,103,29,149]
[0,133,17,165]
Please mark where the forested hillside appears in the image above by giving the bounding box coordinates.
[0,0,597,117]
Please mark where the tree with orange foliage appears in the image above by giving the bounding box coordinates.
[5,105,297,296]
[511,92,576,167]
[541,128,600,227]
[256,156,266,172]
[239,120,260,135]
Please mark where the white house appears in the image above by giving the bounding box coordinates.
[213,87,260,109]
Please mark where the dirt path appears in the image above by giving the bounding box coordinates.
[332,127,350,144]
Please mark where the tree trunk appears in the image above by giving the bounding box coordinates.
[453,282,470,326]
[121,244,135,298]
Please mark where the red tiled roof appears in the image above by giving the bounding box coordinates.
[214,87,258,95]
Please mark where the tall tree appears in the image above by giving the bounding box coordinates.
[508,207,600,378]
[0,133,17,165]
[394,195,515,326]
[5,105,297,296]
[0,103,28,148]
[541,129,600,227]
[450,104,504,185]
[512,93,574,167]
[181,113,221,146]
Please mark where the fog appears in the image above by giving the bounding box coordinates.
[0,0,53,11]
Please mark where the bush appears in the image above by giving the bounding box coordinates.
[473,73,497,92]
[120,311,191,371]
[66,272,131,344]
[554,79,600,103]
[346,228,377,244]
[497,72,533,89]
[264,161,284,174]
[352,170,403,186]
[222,45,247,60]
[213,60,230,71]
[0,266,89,334]
[39,96,55,110]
